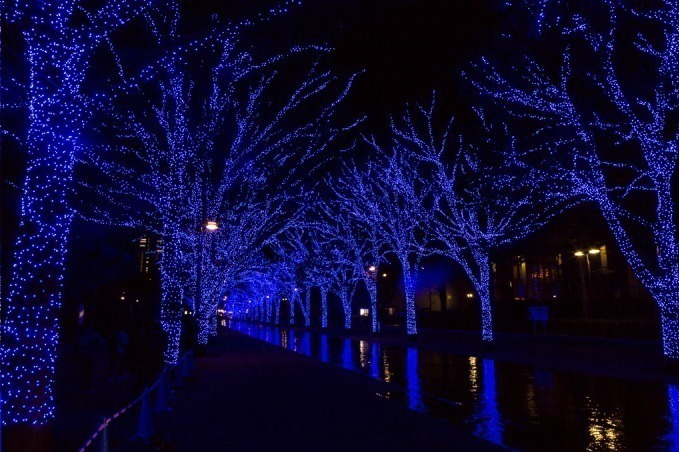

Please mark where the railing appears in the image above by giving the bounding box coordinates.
[77,349,195,451]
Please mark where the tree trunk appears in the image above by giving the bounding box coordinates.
[660,301,679,359]
[2,176,73,424]
[476,258,494,343]
[365,277,380,333]
[321,287,328,328]
[341,287,352,329]
[289,295,295,326]
[197,318,211,345]
[304,288,311,327]
[401,260,418,336]
[266,298,272,323]
[159,234,184,364]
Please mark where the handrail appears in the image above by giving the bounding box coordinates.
[77,350,193,451]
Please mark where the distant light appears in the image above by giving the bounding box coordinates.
[574,251,585,257]
[183,310,189,315]
[466,293,474,299]
[382,273,388,278]
[368,265,376,272]
[359,308,369,317]
[588,249,600,254]
[205,221,219,231]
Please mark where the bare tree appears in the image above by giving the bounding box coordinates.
[474,0,679,356]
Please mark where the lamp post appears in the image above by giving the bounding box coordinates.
[574,248,599,319]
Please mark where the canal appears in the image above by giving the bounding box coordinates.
[229,322,679,450]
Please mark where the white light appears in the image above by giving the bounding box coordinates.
[205,221,219,231]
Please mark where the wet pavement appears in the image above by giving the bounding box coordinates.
[145,328,502,451]
[231,322,679,451]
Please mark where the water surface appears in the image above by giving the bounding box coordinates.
[230,322,679,451]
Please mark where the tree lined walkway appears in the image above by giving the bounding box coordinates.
[143,329,501,451]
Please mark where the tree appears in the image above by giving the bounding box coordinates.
[318,199,384,332]
[333,151,434,336]
[475,1,679,356]
[393,95,574,342]
[83,36,358,362]
[197,198,293,342]
[0,0,175,427]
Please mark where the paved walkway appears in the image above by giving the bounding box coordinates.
[145,330,501,451]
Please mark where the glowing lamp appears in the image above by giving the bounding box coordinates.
[574,251,585,257]
[588,249,600,254]
[205,221,219,231]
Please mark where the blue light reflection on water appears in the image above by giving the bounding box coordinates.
[472,358,502,444]
[231,322,678,450]
[407,347,425,412]
[668,384,679,450]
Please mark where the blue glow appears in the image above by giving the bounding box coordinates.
[406,347,425,412]
[473,359,502,444]
[667,385,679,450]
[370,343,381,379]
[342,338,353,370]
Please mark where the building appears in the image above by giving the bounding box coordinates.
[135,234,162,278]
[414,206,657,338]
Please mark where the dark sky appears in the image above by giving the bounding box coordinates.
[255,0,502,116]
[180,0,503,118]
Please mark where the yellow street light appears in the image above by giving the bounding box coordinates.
[588,249,600,254]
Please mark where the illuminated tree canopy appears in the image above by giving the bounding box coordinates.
[475,0,679,355]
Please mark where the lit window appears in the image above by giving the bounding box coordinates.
[359,308,369,317]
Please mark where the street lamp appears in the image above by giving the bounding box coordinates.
[574,248,600,319]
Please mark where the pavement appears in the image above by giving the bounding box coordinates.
[134,329,503,451]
